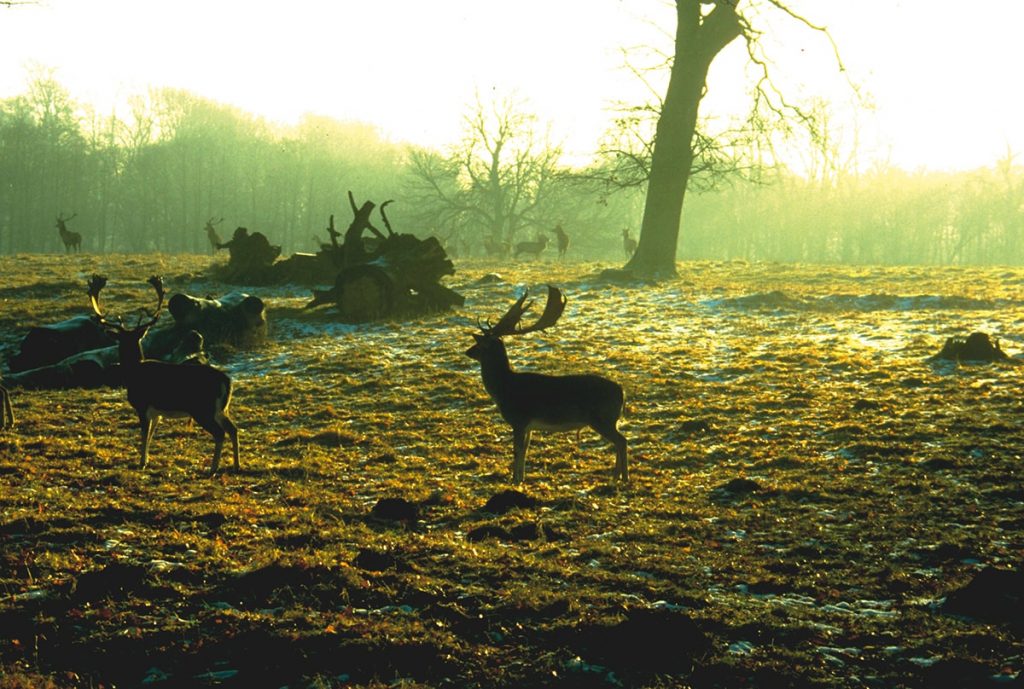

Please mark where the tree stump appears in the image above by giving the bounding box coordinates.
[933,332,1009,362]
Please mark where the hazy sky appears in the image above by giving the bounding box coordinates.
[1,0,1021,172]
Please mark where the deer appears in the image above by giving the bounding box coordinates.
[514,234,549,260]
[465,285,628,484]
[205,217,225,253]
[622,228,637,258]
[88,275,240,474]
[0,378,12,430]
[56,213,81,253]
[552,224,570,260]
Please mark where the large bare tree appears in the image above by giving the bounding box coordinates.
[625,0,840,278]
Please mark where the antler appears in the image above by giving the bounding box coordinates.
[486,285,566,337]
[87,275,165,332]
[87,274,111,324]
[141,276,166,329]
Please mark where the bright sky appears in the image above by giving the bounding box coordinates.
[1,0,1022,173]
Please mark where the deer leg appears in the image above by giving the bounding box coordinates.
[139,414,157,468]
[1,388,12,429]
[220,413,240,470]
[592,422,629,482]
[196,416,227,475]
[512,427,530,484]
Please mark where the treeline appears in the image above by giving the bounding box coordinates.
[682,159,1024,265]
[0,74,639,258]
[2,74,1022,265]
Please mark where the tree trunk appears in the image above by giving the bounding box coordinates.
[625,0,741,279]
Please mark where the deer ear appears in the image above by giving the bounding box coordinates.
[471,333,484,343]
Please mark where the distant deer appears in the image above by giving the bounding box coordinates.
[205,217,225,253]
[552,224,570,260]
[0,377,12,430]
[622,228,637,258]
[483,236,510,257]
[466,285,628,484]
[514,234,549,260]
[88,275,239,474]
[56,213,81,253]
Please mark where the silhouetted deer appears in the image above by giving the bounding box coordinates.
[622,228,637,258]
[56,213,81,253]
[514,234,549,260]
[0,377,12,430]
[88,275,240,474]
[483,236,510,257]
[552,224,570,260]
[205,217,225,253]
[466,285,628,484]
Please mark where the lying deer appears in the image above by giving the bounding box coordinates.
[0,377,12,430]
[88,275,239,474]
[514,234,549,260]
[466,286,628,484]
[622,228,637,258]
[57,213,81,253]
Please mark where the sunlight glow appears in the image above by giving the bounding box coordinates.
[1,0,1022,172]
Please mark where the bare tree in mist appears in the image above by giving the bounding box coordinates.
[621,0,844,279]
[406,94,561,255]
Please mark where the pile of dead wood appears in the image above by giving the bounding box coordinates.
[289,193,463,322]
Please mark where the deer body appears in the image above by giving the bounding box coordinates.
[514,234,549,259]
[467,286,628,484]
[90,276,239,473]
[622,228,637,258]
[205,217,225,253]
[56,213,81,253]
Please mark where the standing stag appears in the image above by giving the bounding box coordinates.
[205,217,225,253]
[56,213,81,253]
[466,286,628,484]
[88,275,240,474]
[622,228,637,258]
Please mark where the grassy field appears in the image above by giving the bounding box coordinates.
[0,253,1022,688]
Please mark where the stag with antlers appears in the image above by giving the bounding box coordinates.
[205,217,225,253]
[88,275,239,474]
[56,213,81,253]
[466,286,628,484]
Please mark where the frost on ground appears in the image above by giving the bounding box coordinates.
[0,254,1021,688]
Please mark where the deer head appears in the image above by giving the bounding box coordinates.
[88,275,165,364]
[56,212,77,230]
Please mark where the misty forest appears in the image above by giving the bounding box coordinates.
[1,2,1023,689]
